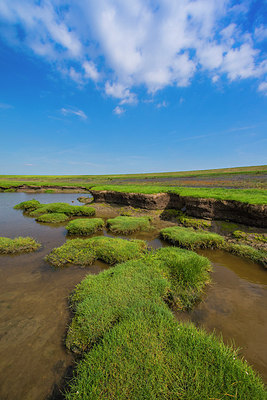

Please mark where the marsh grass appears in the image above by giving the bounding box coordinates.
[65,247,266,399]
[107,216,152,234]
[0,236,41,254]
[144,247,212,309]
[91,185,267,205]
[13,199,41,211]
[36,212,69,223]
[66,304,266,400]
[160,226,225,250]
[45,236,147,267]
[224,242,267,267]
[66,218,104,235]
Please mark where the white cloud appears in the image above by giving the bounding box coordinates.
[0,0,266,101]
[61,107,87,119]
[113,106,125,115]
[156,101,168,109]
[258,82,267,95]
[83,61,100,82]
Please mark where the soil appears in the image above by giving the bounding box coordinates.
[90,190,267,228]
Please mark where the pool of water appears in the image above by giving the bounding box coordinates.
[0,193,266,400]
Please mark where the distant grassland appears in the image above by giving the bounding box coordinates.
[91,185,267,205]
[1,165,266,181]
[0,165,266,204]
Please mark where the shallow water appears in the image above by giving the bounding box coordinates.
[0,193,266,400]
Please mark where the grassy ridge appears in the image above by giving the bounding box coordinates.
[107,216,152,234]
[45,236,147,267]
[66,218,104,235]
[0,237,41,254]
[91,185,267,204]
[65,247,266,399]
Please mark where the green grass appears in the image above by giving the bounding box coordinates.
[224,242,267,267]
[66,304,266,400]
[14,201,96,217]
[13,199,41,211]
[160,226,225,250]
[45,236,147,268]
[66,247,211,352]
[36,212,69,223]
[144,247,212,309]
[65,247,266,399]
[91,185,267,205]
[178,215,211,229]
[66,218,104,235]
[0,236,41,254]
[107,216,152,234]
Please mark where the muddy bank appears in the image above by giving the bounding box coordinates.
[90,190,267,228]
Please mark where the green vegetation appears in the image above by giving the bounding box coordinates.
[144,247,211,309]
[218,221,240,232]
[160,226,225,250]
[36,213,69,223]
[0,236,41,254]
[107,216,152,234]
[14,200,96,218]
[66,218,104,235]
[91,185,267,205]
[65,247,266,399]
[45,236,147,267]
[13,199,41,211]
[224,243,267,267]
[178,215,211,229]
[233,230,248,239]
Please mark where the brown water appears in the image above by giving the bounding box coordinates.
[0,193,266,400]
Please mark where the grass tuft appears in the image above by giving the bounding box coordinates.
[107,215,152,234]
[36,212,69,223]
[224,242,267,267]
[160,226,225,250]
[45,236,147,268]
[0,236,41,254]
[13,199,41,211]
[66,218,104,235]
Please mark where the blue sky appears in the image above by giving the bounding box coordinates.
[0,0,266,175]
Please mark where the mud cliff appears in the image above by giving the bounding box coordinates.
[90,190,267,228]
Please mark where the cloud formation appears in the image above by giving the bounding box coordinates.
[0,0,266,100]
[61,107,87,119]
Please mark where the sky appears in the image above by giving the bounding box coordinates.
[0,0,266,175]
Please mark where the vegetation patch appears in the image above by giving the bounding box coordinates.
[107,216,152,234]
[36,213,69,223]
[91,185,267,205]
[45,236,147,268]
[13,199,41,211]
[160,226,225,250]
[66,218,104,235]
[30,202,95,217]
[224,242,267,267]
[144,247,211,309]
[65,248,265,399]
[0,236,41,254]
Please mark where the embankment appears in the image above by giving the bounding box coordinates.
[90,190,267,228]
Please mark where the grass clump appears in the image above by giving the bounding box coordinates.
[65,247,266,399]
[13,199,41,211]
[45,236,147,268]
[28,202,96,217]
[224,242,267,267]
[144,247,211,309]
[66,218,104,235]
[0,236,41,254]
[160,226,225,250]
[66,303,266,400]
[107,216,152,234]
[178,215,211,229]
[36,212,69,223]
[66,261,170,352]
